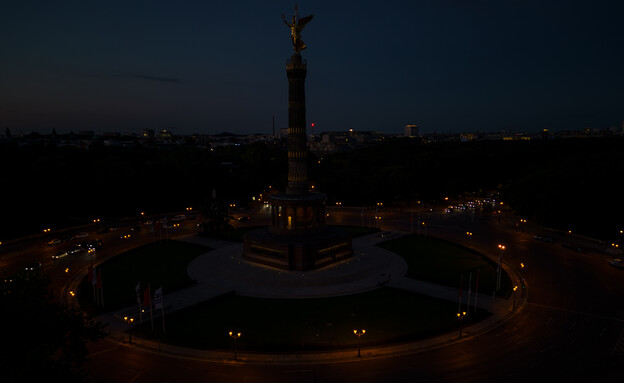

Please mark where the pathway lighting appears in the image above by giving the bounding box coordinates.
[123,316,134,343]
[229,331,241,360]
[353,329,366,357]
[457,312,467,337]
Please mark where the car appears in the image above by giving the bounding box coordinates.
[172,214,186,222]
[47,238,62,246]
[68,246,86,255]
[97,226,118,234]
[24,262,42,272]
[237,216,251,222]
[87,239,103,250]
[608,258,624,269]
[73,232,89,239]
[53,250,69,259]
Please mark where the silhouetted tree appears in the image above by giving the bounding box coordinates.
[0,271,106,382]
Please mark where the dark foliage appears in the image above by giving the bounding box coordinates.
[0,271,106,382]
[0,142,286,239]
[315,137,624,239]
[2,137,622,240]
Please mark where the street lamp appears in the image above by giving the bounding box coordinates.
[228,331,241,360]
[496,244,505,293]
[353,329,366,357]
[513,285,518,310]
[457,311,467,337]
[123,316,134,343]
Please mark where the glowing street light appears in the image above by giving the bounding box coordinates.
[353,329,366,357]
[123,316,135,343]
[457,311,467,337]
[496,244,505,292]
[228,331,242,360]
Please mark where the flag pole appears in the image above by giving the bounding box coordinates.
[474,268,480,313]
[99,268,104,307]
[161,291,166,334]
[458,274,463,313]
[89,265,96,302]
[154,286,166,334]
[149,284,154,331]
[136,282,143,325]
[466,272,472,315]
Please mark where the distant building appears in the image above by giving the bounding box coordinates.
[460,133,477,142]
[404,124,419,137]
[159,129,173,143]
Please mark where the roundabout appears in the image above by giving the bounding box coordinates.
[72,229,522,364]
[6,205,623,382]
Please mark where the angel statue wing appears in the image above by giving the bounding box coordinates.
[297,14,314,30]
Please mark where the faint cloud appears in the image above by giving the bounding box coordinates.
[77,71,184,84]
[115,73,183,83]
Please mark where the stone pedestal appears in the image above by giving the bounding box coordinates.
[243,226,352,271]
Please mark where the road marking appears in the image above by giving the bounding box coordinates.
[528,302,624,323]
[612,328,624,355]
[127,369,146,383]
[600,327,607,337]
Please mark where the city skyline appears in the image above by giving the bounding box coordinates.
[2,0,623,135]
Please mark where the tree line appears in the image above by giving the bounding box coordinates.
[2,137,622,241]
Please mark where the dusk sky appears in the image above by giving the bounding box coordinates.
[2,0,623,135]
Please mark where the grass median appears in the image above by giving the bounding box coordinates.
[378,234,511,297]
[78,240,211,314]
[130,288,489,351]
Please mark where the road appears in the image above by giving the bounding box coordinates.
[3,205,624,382]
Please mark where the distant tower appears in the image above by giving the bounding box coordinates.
[242,7,352,271]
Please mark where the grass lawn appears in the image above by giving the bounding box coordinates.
[78,240,211,313]
[379,235,511,297]
[131,287,490,351]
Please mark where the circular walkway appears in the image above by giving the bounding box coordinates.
[187,234,409,299]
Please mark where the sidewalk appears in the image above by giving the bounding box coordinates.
[72,231,526,363]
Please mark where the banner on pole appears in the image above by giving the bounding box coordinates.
[154,287,163,310]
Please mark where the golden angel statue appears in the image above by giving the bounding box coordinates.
[282,5,314,54]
